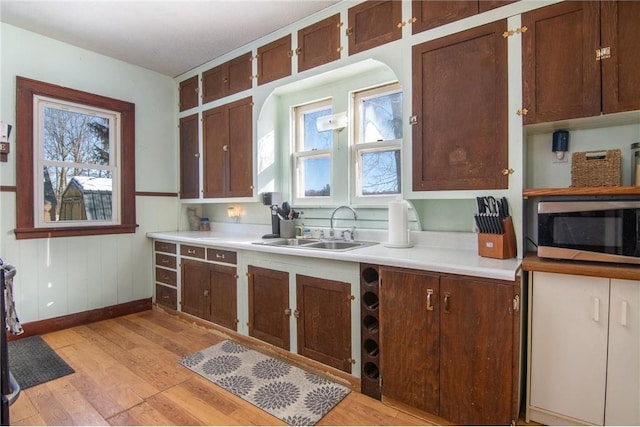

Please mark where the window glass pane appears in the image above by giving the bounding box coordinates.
[43,106,110,165]
[361,149,401,195]
[299,156,331,197]
[43,166,113,222]
[361,92,403,143]
[303,108,333,150]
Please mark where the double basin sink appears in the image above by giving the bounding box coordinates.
[253,238,377,252]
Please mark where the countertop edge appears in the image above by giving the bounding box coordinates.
[522,253,640,281]
[148,231,522,282]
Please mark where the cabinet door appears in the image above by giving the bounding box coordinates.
[202,104,227,198]
[226,52,253,96]
[179,114,199,199]
[181,259,211,320]
[605,278,640,426]
[226,97,253,198]
[601,1,640,114]
[258,34,292,86]
[209,264,237,331]
[248,265,290,350]
[412,20,508,191]
[379,267,440,415]
[178,75,198,111]
[522,1,601,124]
[411,1,478,34]
[439,276,515,425]
[530,272,609,425]
[296,274,351,372]
[298,13,341,73]
[348,1,401,55]
[201,63,227,104]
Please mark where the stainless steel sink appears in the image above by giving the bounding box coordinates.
[252,238,376,252]
[254,238,320,247]
[303,240,375,251]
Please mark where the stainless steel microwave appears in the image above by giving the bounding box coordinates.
[538,200,640,264]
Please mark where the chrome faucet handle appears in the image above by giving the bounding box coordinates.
[341,227,356,241]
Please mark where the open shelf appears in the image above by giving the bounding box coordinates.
[523,186,640,198]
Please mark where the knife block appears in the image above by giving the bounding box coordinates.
[477,216,517,259]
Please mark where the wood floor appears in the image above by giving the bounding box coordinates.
[9,309,437,426]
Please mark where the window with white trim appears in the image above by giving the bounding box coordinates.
[34,96,121,227]
[292,99,333,202]
[353,83,402,201]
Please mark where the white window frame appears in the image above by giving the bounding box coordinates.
[292,99,333,205]
[33,95,121,228]
[351,82,403,205]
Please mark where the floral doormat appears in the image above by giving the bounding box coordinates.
[178,340,350,426]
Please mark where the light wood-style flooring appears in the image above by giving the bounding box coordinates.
[9,309,437,426]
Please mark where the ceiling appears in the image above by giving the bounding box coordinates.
[0,0,341,77]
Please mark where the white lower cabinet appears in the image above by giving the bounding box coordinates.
[527,272,639,425]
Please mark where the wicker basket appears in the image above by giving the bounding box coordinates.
[571,149,621,187]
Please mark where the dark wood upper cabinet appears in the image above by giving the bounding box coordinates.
[202,97,253,198]
[522,2,601,124]
[412,1,478,33]
[412,1,516,34]
[348,1,402,55]
[297,13,341,73]
[248,265,290,350]
[178,75,199,111]
[600,0,640,115]
[478,1,517,13]
[179,113,199,199]
[258,34,292,86]
[522,1,639,124]
[412,20,508,191]
[296,274,351,373]
[201,52,252,104]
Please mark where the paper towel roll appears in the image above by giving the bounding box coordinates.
[388,200,409,246]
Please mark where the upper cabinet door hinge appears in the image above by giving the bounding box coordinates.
[513,295,520,312]
[502,26,527,38]
[596,47,611,61]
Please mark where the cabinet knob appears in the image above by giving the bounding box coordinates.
[501,168,514,176]
[346,27,353,36]
[295,47,302,56]
[204,289,210,297]
[284,308,292,317]
[223,145,228,152]
[194,153,200,158]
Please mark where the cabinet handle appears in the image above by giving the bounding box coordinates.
[444,292,451,314]
[215,253,225,259]
[294,309,300,318]
[284,308,292,317]
[295,47,302,55]
[621,300,628,326]
[501,168,514,176]
[161,259,169,264]
[204,289,210,297]
[426,289,434,311]
[593,297,600,322]
[187,249,196,254]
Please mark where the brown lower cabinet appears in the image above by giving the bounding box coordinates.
[181,259,238,330]
[379,266,520,425]
[296,274,352,373]
[247,265,290,350]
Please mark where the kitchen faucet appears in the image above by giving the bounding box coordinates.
[329,205,357,239]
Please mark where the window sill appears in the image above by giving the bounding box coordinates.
[14,224,138,240]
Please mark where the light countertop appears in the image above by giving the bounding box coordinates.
[147,225,522,282]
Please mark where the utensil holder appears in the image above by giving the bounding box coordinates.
[477,216,517,259]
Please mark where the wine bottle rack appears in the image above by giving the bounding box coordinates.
[360,263,381,400]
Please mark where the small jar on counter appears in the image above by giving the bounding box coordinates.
[632,142,640,186]
[199,217,211,231]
